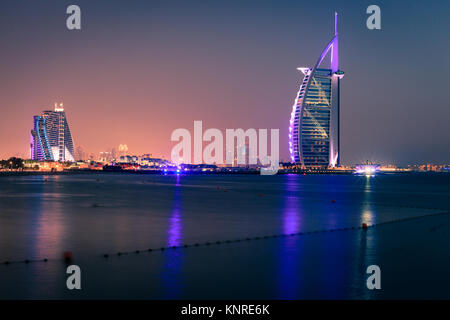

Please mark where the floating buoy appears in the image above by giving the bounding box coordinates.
[63,251,73,263]
[4,261,10,265]
[148,248,152,252]
[362,223,368,230]
[135,250,140,254]
[331,199,336,203]
[117,252,122,256]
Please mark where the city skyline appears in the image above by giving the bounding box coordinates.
[1,1,450,165]
[30,103,75,162]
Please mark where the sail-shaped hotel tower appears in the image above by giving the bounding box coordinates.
[289,13,344,168]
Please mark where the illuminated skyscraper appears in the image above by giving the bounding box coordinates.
[30,103,75,162]
[289,13,344,168]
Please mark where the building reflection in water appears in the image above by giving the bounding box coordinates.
[277,175,303,298]
[361,175,377,225]
[277,175,358,298]
[160,174,184,298]
[351,175,378,298]
[29,175,66,297]
[282,176,301,236]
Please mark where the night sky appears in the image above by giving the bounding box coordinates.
[0,0,449,165]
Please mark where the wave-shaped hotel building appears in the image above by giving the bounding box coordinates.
[30,103,75,162]
[289,13,344,168]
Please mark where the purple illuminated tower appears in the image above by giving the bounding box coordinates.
[289,12,344,168]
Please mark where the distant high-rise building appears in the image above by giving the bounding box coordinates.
[118,144,128,157]
[30,103,75,161]
[289,13,344,168]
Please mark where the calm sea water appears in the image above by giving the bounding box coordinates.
[0,172,449,299]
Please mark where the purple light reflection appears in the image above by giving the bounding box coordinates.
[282,176,302,235]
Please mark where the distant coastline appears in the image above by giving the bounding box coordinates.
[0,169,441,177]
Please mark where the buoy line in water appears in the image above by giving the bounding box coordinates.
[210,186,450,213]
[2,210,450,266]
[117,182,450,213]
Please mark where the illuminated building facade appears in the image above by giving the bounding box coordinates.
[30,103,75,162]
[289,13,344,168]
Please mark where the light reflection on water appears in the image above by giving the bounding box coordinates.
[0,173,449,299]
[277,175,302,299]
